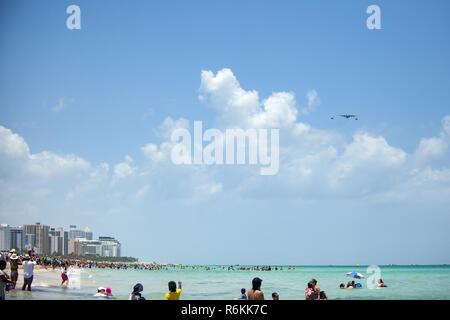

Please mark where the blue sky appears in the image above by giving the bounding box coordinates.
[1,0,450,264]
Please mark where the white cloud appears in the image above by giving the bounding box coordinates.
[0,125,30,159]
[199,68,298,128]
[415,137,448,161]
[249,92,298,128]
[337,132,407,168]
[114,155,135,178]
[28,152,90,177]
[0,125,90,178]
[442,115,450,136]
[199,68,259,117]
[414,115,450,163]
[302,89,320,115]
[141,143,165,162]
[155,117,190,140]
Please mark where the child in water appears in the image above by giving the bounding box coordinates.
[61,264,69,287]
[305,281,315,300]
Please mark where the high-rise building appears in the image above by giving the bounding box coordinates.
[24,234,36,251]
[69,225,91,240]
[49,228,63,255]
[59,228,69,255]
[3,223,121,258]
[68,237,78,255]
[23,223,50,255]
[0,224,11,251]
[98,236,121,257]
[10,226,24,251]
[85,227,93,241]
[0,224,24,252]
[74,239,102,256]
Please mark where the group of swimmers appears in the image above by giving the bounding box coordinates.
[235,277,327,300]
[339,279,387,289]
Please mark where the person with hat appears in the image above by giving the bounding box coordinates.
[8,249,21,289]
[248,277,264,300]
[22,254,36,291]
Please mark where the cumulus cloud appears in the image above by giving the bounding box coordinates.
[414,115,450,163]
[0,125,89,178]
[155,117,190,140]
[0,126,30,157]
[114,155,135,178]
[416,137,448,161]
[249,92,298,128]
[199,68,298,128]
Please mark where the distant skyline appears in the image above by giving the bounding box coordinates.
[1,0,450,265]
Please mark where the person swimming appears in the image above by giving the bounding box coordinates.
[272,292,279,300]
[239,288,247,300]
[377,279,387,287]
[129,283,145,300]
[319,291,328,300]
[339,283,346,289]
[247,277,264,300]
[94,287,107,297]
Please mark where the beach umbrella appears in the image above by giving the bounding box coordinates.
[346,271,364,279]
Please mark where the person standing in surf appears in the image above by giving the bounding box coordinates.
[8,250,21,289]
[165,281,182,300]
[22,254,37,291]
[247,277,264,300]
[61,262,69,287]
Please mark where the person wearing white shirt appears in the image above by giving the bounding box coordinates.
[22,254,37,291]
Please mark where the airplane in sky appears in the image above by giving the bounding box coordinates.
[330,114,358,120]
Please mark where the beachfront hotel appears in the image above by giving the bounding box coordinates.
[0,222,121,257]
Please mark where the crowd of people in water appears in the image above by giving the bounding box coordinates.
[0,248,387,300]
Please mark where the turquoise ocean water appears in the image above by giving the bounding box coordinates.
[5,265,450,300]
